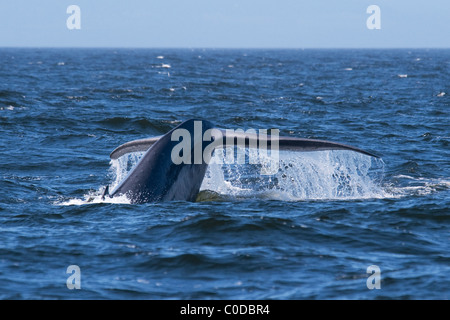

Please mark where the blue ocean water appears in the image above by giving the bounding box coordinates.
[0,48,449,299]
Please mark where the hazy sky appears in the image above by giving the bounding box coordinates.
[0,0,449,48]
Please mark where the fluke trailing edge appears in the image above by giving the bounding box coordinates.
[102,119,379,204]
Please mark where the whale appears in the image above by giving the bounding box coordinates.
[102,119,379,204]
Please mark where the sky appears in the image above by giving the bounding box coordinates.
[0,0,449,48]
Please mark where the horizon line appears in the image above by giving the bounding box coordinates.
[1,46,449,50]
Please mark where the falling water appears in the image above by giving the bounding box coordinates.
[201,149,387,201]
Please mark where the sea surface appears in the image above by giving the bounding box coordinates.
[0,48,449,300]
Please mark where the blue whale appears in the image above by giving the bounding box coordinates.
[103,119,378,204]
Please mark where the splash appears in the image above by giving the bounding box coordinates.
[384,175,450,198]
[57,152,145,206]
[58,148,449,205]
[58,192,130,206]
[108,152,145,191]
[201,149,389,201]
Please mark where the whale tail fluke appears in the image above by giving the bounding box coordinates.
[110,125,379,160]
[105,119,379,204]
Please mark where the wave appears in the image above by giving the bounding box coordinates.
[385,174,450,197]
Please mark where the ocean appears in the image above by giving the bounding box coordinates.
[0,48,449,300]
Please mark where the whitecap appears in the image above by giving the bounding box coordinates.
[387,175,450,197]
[56,192,131,206]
